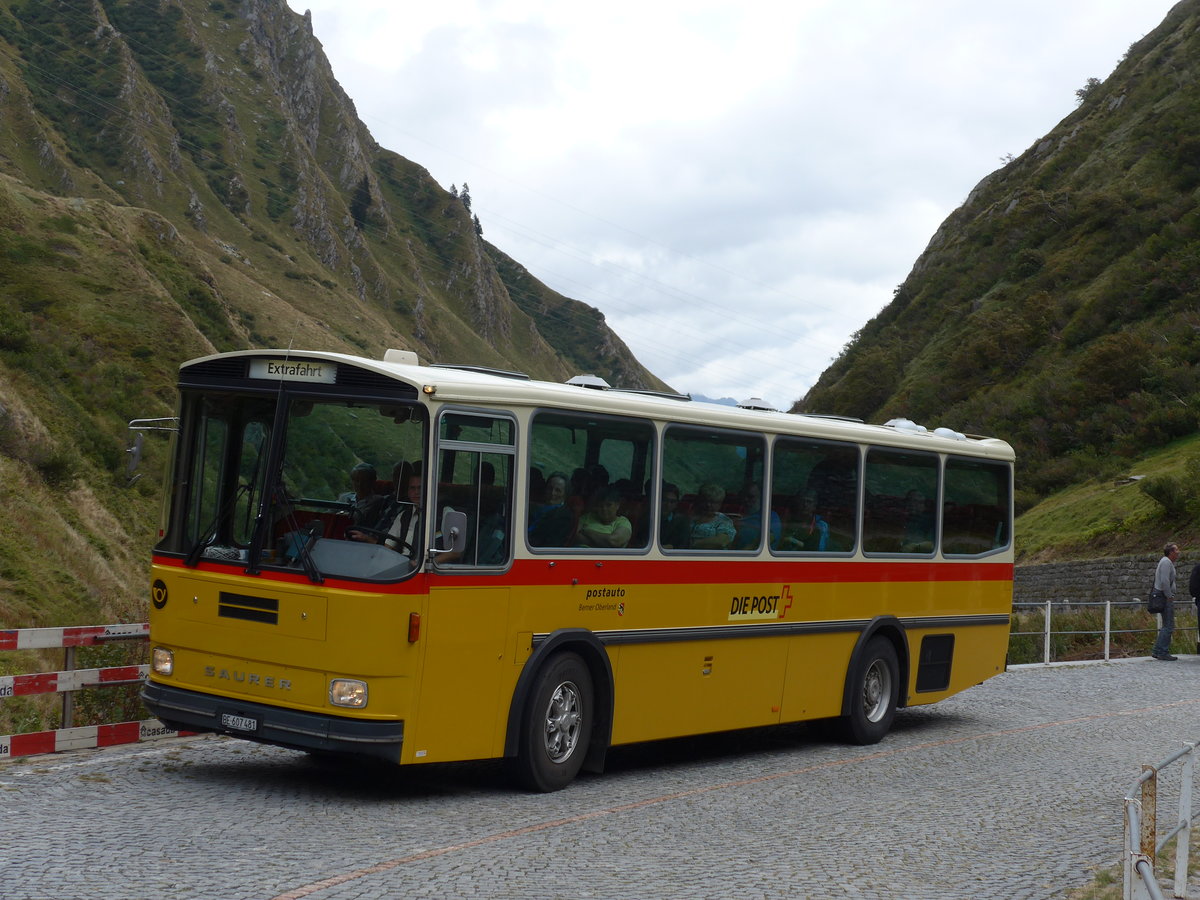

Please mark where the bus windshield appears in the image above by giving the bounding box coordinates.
[164,392,426,581]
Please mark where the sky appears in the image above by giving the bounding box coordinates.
[284,0,1178,410]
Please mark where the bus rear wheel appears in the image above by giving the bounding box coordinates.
[839,636,899,745]
[512,652,593,792]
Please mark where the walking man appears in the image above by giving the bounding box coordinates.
[1153,542,1181,661]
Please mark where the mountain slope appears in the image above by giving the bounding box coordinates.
[0,0,664,650]
[0,0,661,386]
[797,0,1200,507]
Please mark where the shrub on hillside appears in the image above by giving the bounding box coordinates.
[1139,456,1200,518]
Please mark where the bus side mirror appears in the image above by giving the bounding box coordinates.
[440,509,468,555]
[126,432,144,484]
[125,417,178,487]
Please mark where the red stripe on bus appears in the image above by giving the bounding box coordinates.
[442,558,1014,587]
[152,553,1012,591]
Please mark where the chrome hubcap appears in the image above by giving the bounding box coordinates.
[863,659,893,723]
[543,680,583,763]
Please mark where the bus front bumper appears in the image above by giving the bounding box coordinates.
[140,681,404,762]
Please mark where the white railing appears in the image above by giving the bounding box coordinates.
[1010,600,1194,665]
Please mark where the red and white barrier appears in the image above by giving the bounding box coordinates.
[0,719,191,759]
[0,665,148,697]
[0,622,149,651]
[0,623,195,761]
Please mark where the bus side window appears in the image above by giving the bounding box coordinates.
[942,457,1011,555]
[774,439,859,553]
[661,425,764,553]
[434,452,513,567]
[527,410,654,552]
[862,448,938,555]
[434,413,515,568]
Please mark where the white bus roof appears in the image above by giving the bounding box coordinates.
[182,349,1015,461]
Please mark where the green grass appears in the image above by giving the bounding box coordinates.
[1067,818,1200,899]
[1016,434,1200,563]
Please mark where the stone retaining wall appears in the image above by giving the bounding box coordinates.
[1014,554,1197,607]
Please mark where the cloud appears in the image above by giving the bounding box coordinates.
[289,0,1172,410]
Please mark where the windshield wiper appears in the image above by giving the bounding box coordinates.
[184,531,214,568]
[184,482,249,568]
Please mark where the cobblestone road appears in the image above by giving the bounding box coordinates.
[3,659,1200,900]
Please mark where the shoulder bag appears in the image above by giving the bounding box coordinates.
[1148,588,1167,614]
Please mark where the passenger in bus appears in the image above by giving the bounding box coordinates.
[780,490,829,551]
[390,472,425,555]
[349,472,423,560]
[528,472,575,547]
[575,487,632,548]
[658,482,691,549]
[571,464,610,503]
[689,483,736,550]
[732,481,781,550]
[338,462,388,526]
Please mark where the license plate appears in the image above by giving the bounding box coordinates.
[220,713,257,733]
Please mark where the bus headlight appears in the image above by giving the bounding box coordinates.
[152,647,174,676]
[329,679,368,708]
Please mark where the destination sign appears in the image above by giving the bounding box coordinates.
[249,359,336,384]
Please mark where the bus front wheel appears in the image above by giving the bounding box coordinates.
[512,652,593,792]
[839,636,899,745]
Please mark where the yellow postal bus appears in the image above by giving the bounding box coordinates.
[141,348,1014,790]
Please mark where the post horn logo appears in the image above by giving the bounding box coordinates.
[151,579,168,610]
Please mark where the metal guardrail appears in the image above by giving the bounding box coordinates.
[1125,741,1199,899]
[0,623,192,759]
[1011,600,1194,665]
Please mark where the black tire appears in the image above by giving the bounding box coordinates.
[512,652,593,792]
[839,636,899,745]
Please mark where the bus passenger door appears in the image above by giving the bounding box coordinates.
[408,586,512,764]
[406,409,518,764]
